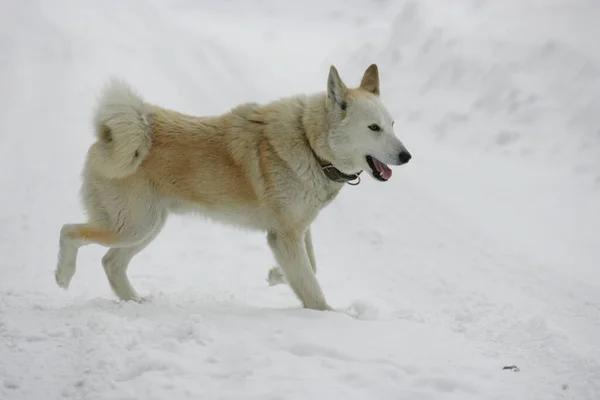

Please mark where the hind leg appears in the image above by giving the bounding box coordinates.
[55,223,120,289]
[101,216,166,302]
[55,208,166,297]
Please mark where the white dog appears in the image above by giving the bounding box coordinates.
[55,64,411,310]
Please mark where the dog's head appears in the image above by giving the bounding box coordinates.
[324,64,411,182]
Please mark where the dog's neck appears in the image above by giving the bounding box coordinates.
[308,147,362,185]
[302,94,362,186]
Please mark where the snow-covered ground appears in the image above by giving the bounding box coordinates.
[1,0,599,399]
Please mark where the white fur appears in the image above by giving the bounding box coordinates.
[87,79,153,179]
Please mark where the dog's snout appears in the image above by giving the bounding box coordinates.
[398,150,412,165]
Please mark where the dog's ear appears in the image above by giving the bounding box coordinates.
[359,64,380,96]
[327,65,347,112]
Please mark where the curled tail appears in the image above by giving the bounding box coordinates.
[87,78,153,179]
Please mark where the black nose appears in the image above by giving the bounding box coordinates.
[398,150,412,165]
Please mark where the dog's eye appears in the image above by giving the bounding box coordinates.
[368,124,381,132]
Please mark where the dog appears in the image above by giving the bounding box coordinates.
[54,64,411,311]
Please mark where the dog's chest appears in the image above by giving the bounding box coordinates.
[284,178,341,223]
[274,151,344,225]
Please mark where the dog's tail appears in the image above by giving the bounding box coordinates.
[86,78,153,179]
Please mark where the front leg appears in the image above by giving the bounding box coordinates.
[267,228,316,285]
[267,230,330,311]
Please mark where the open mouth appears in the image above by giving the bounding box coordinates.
[366,155,392,182]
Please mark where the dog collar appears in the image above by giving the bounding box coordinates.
[309,147,362,186]
[320,164,362,185]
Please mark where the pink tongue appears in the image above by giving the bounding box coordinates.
[373,158,392,180]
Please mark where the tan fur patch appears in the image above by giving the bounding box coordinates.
[68,225,117,245]
[141,107,259,208]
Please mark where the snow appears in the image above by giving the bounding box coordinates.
[1,0,599,399]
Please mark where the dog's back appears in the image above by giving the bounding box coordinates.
[139,104,264,217]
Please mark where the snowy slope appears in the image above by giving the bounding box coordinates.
[1,1,599,399]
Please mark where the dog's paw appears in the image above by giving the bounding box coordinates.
[115,294,147,304]
[54,267,73,289]
[266,266,287,286]
[302,301,334,312]
[131,295,149,304]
